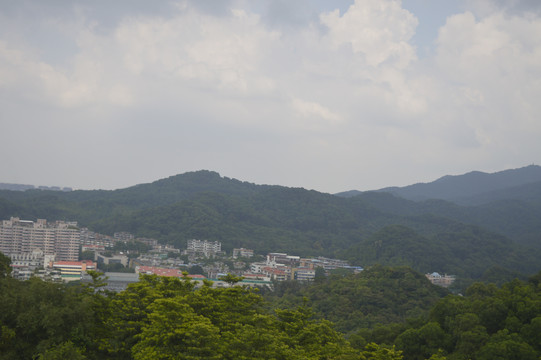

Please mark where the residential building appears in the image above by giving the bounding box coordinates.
[425,272,456,287]
[137,238,158,247]
[185,239,222,258]
[233,248,254,258]
[80,228,114,248]
[261,266,290,281]
[266,253,300,266]
[299,257,350,271]
[0,217,80,261]
[293,267,316,281]
[114,232,134,242]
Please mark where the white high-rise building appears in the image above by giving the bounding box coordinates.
[186,239,222,257]
[0,217,80,261]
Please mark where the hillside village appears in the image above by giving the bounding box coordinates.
[1,216,458,291]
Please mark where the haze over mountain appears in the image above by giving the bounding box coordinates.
[337,165,541,204]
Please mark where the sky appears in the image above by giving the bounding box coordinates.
[1,0,540,193]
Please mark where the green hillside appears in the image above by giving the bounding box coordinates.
[265,265,449,333]
[1,170,540,283]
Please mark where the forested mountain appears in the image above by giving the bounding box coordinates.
[353,189,541,249]
[1,168,540,283]
[371,165,541,202]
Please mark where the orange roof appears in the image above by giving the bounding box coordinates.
[54,260,95,266]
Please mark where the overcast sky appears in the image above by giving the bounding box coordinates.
[1,0,540,193]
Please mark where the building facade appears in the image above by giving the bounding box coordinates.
[233,248,254,259]
[425,272,456,287]
[51,260,96,282]
[185,239,222,258]
[0,217,80,261]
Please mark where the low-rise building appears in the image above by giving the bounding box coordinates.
[51,260,96,282]
[114,232,134,242]
[425,272,456,287]
[261,266,289,281]
[95,252,129,267]
[293,267,316,281]
[233,248,254,258]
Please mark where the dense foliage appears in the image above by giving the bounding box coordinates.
[265,266,449,333]
[2,249,541,360]
[355,272,541,360]
[341,225,536,282]
[0,265,410,360]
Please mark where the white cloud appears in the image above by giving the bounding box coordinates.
[433,10,541,142]
[0,0,540,192]
[320,0,418,68]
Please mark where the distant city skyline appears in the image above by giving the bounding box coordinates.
[1,0,540,193]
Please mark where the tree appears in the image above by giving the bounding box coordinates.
[219,273,244,286]
[36,341,87,360]
[132,298,222,360]
[314,266,326,283]
[188,264,205,276]
[0,252,11,278]
[359,342,403,360]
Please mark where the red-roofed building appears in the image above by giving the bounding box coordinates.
[262,266,289,281]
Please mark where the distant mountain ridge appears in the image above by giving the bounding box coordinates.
[1,166,540,284]
[337,165,541,204]
[0,183,72,192]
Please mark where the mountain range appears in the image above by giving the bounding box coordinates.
[337,164,541,204]
[1,165,540,287]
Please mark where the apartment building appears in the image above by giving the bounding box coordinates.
[185,239,222,258]
[0,217,80,261]
[232,248,254,259]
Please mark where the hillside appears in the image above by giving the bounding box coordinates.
[377,165,541,202]
[265,265,449,333]
[1,168,540,283]
[337,165,541,204]
[354,188,541,248]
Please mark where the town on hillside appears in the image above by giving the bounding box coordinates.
[1,217,455,290]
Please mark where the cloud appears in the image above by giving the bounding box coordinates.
[0,0,540,191]
[320,0,418,68]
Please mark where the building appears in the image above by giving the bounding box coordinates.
[266,253,300,266]
[185,239,222,258]
[233,248,254,259]
[80,228,115,248]
[293,267,316,281]
[114,232,134,242]
[0,217,80,261]
[81,244,106,252]
[137,238,159,248]
[51,260,96,282]
[9,248,54,268]
[136,266,187,278]
[426,272,456,287]
[95,252,129,267]
[299,257,350,271]
[82,271,139,292]
[261,266,290,281]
